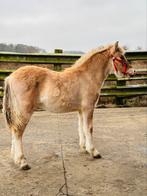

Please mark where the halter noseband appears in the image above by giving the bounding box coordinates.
[112,57,127,75]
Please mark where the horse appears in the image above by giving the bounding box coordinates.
[3,41,135,170]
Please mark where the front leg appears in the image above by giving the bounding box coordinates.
[82,109,101,158]
[78,111,86,153]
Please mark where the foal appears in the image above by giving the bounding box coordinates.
[3,42,134,169]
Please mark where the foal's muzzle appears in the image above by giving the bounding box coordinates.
[126,68,136,76]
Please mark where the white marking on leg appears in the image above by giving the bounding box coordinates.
[78,112,86,152]
[13,133,23,165]
[11,133,15,159]
[12,130,30,169]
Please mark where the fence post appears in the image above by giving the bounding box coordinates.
[54,49,63,71]
[116,79,126,105]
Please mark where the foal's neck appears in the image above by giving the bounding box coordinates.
[87,51,112,83]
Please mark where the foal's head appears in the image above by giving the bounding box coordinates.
[109,41,135,77]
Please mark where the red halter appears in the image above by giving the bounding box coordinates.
[112,57,127,75]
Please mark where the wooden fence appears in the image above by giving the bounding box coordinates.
[0,50,147,107]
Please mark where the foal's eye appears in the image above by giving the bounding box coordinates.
[120,55,125,59]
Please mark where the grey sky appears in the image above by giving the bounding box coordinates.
[0,0,146,52]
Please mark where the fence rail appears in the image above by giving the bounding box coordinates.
[0,51,147,106]
[0,51,147,64]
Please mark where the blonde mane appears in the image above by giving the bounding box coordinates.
[72,44,112,68]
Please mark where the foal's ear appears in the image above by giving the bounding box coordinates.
[115,41,119,50]
[110,41,119,55]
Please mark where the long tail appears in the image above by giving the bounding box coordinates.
[2,77,25,131]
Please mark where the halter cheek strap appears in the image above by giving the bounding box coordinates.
[112,57,127,75]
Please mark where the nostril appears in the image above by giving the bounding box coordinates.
[133,69,136,75]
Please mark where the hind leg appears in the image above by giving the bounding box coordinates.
[4,77,36,169]
[11,128,31,170]
[10,111,32,170]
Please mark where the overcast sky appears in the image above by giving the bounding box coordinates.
[0,0,146,52]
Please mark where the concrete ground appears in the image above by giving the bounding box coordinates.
[0,107,147,196]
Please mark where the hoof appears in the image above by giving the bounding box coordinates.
[79,146,87,154]
[93,154,102,159]
[80,149,88,154]
[20,164,31,170]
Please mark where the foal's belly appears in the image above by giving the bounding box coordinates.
[38,82,81,113]
[41,102,80,113]
[38,95,80,113]
[46,105,78,113]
